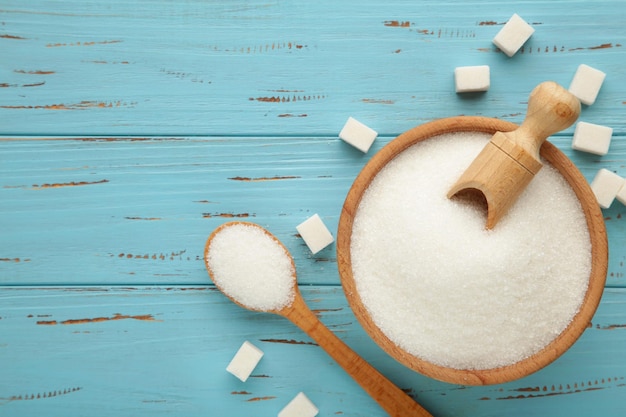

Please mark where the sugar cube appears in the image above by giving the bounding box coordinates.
[278,392,319,417]
[568,64,606,105]
[226,341,264,382]
[296,214,334,254]
[617,182,626,206]
[492,13,535,57]
[339,116,378,153]
[590,168,625,209]
[454,65,490,93]
[571,121,613,155]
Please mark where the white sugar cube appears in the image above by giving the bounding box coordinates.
[226,341,264,382]
[278,392,319,417]
[590,168,625,209]
[492,13,535,57]
[454,65,490,93]
[617,182,626,205]
[572,121,613,155]
[296,214,334,254]
[339,117,378,153]
[569,64,606,105]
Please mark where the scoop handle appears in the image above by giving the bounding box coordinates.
[509,81,580,159]
[281,296,433,417]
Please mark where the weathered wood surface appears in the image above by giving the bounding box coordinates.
[1,287,626,416]
[1,0,626,416]
[1,0,625,136]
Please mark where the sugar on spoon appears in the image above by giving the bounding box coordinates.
[204,221,433,417]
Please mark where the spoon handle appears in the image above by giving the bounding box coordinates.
[509,81,580,160]
[282,296,433,417]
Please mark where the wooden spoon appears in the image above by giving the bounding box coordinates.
[204,221,433,417]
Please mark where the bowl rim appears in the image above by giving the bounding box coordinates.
[336,116,608,385]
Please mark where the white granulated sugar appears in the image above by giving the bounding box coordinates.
[350,132,591,370]
[207,224,295,311]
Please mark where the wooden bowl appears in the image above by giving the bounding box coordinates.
[336,116,608,385]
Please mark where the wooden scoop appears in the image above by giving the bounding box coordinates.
[447,81,581,229]
[205,222,433,417]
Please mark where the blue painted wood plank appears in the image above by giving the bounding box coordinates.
[1,135,625,286]
[1,286,626,417]
[1,0,625,136]
[0,136,360,285]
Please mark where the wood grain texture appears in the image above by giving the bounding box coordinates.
[1,0,626,416]
[1,135,624,286]
[1,287,626,417]
[1,0,625,136]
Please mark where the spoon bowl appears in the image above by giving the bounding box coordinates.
[205,221,297,315]
[205,221,433,417]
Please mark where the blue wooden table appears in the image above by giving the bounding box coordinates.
[2,1,626,415]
